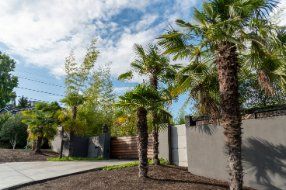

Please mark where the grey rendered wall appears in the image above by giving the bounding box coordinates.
[171,125,188,166]
[158,125,188,166]
[51,128,69,156]
[186,115,286,190]
[88,133,110,159]
[158,125,171,162]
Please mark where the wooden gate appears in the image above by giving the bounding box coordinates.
[110,136,153,159]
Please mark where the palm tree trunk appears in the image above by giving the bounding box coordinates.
[35,136,42,154]
[216,42,243,190]
[152,124,159,165]
[69,131,74,157]
[150,74,160,165]
[60,127,64,158]
[137,107,148,178]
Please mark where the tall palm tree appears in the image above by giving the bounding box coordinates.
[159,0,286,189]
[119,44,178,165]
[116,84,170,177]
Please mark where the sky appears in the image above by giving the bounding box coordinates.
[0,0,285,118]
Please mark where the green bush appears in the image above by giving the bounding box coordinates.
[0,114,27,149]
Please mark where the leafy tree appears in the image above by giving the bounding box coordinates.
[159,0,285,189]
[112,107,154,137]
[22,102,61,153]
[0,112,11,128]
[116,84,170,178]
[63,40,99,156]
[240,72,286,109]
[81,65,115,136]
[0,114,27,149]
[119,44,178,165]
[17,96,30,108]
[0,52,18,108]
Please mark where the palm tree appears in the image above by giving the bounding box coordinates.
[18,96,30,108]
[116,84,170,177]
[61,92,85,156]
[22,102,61,154]
[172,59,220,119]
[159,0,286,189]
[119,44,178,165]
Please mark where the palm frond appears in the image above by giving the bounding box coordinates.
[118,71,133,81]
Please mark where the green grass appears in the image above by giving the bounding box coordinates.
[48,156,169,171]
[102,158,169,171]
[103,161,139,171]
[47,156,104,161]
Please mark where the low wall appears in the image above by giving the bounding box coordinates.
[51,128,110,158]
[88,133,110,159]
[186,115,286,190]
[158,125,171,162]
[170,125,188,166]
[157,125,188,166]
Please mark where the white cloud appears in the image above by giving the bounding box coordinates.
[273,0,286,26]
[0,0,152,76]
[0,0,199,81]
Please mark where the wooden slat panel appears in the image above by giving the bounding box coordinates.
[110,136,154,159]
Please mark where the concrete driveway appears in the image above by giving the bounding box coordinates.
[0,160,131,190]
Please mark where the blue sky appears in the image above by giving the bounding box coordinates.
[0,0,285,118]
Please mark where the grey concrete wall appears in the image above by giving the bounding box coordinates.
[158,125,188,166]
[51,128,110,159]
[158,125,171,162]
[186,115,286,190]
[51,128,69,156]
[88,133,110,159]
[171,125,188,166]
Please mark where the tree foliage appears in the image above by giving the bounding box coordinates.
[80,65,115,136]
[0,52,18,108]
[22,102,61,148]
[62,40,99,136]
[159,0,285,188]
[0,114,27,149]
[17,96,30,108]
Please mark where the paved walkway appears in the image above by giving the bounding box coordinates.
[0,160,131,189]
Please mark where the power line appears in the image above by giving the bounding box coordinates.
[16,95,49,103]
[16,87,64,97]
[14,70,59,81]
[17,76,65,88]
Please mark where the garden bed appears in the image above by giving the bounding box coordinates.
[0,149,58,163]
[19,165,255,190]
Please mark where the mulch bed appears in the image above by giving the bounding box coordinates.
[18,165,255,190]
[0,149,58,163]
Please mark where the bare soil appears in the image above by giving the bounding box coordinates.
[18,165,255,190]
[0,149,58,163]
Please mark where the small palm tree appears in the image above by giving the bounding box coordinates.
[172,60,220,119]
[61,92,85,156]
[116,84,170,178]
[119,44,178,165]
[159,0,286,189]
[22,102,61,154]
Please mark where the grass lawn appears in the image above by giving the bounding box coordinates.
[18,165,255,190]
[0,149,58,163]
